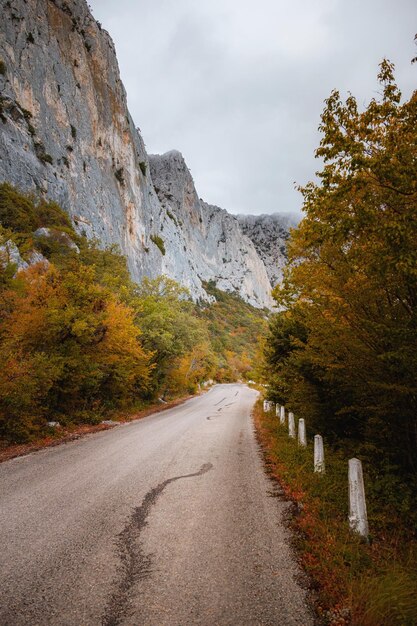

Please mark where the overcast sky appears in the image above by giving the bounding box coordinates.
[89,0,416,217]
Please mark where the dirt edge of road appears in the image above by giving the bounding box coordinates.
[252,401,321,625]
[0,392,205,464]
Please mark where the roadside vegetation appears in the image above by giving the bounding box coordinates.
[259,62,417,624]
[0,183,267,445]
[255,401,417,626]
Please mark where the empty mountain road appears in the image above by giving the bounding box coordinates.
[0,384,313,625]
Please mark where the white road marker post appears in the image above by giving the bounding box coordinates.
[288,412,295,438]
[280,405,285,425]
[263,400,268,412]
[276,404,280,417]
[348,458,369,539]
[314,435,325,473]
[298,419,307,447]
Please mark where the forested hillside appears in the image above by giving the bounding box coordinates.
[0,184,267,444]
[199,281,268,381]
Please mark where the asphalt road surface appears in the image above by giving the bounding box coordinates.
[0,384,313,625]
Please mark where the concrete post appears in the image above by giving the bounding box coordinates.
[288,412,295,438]
[263,400,268,412]
[314,435,325,473]
[348,458,369,538]
[298,419,307,447]
[276,404,280,417]
[280,405,285,425]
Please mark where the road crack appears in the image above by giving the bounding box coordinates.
[102,462,213,626]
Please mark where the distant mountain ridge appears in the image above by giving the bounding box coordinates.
[0,0,293,308]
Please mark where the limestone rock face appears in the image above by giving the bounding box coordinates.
[236,213,298,287]
[0,240,49,272]
[0,0,274,308]
[0,0,161,284]
[26,249,49,267]
[0,241,28,271]
[149,151,274,308]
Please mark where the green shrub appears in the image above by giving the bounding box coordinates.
[0,59,6,75]
[166,210,177,225]
[40,152,53,165]
[0,184,38,232]
[150,234,165,255]
[34,228,79,258]
[0,183,73,233]
[37,201,73,231]
[139,161,146,176]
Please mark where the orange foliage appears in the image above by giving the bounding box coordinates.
[0,263,151,441]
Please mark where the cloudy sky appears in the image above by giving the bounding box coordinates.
[89,0,416,217]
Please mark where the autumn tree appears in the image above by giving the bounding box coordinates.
[0,262,151,441]
[0,183,270,442]
[135,276,214,395]
[266,61,417,471]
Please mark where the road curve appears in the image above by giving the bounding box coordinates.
[0,384,313,625]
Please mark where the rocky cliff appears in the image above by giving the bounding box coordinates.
[149,151,273,308]
[0,0,164,284]
[237,213,298,287]
[0,0,279,308]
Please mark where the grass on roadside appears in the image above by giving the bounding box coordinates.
[253,399,417,626]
